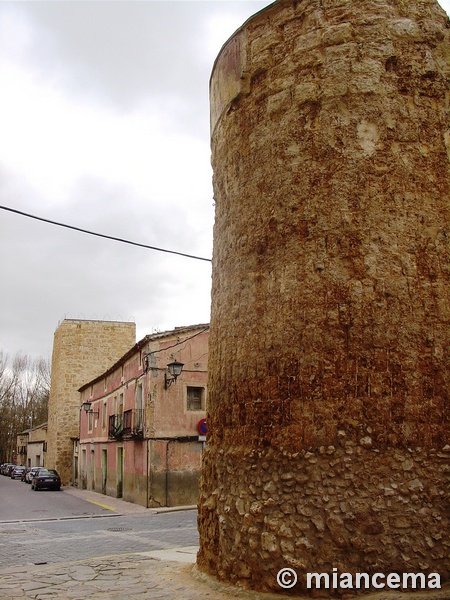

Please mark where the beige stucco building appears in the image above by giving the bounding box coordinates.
[26,422,48,467]
[16,432,29,466]
[16,422,48,468]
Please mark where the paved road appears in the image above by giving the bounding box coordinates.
[0,474,198,570]
[0,511,199,569]
[1,477,450,600]
[0,472,114,521]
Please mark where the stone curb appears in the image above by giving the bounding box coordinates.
[62,485,197,515]
[0,513,123,524]
[148,504,197,514]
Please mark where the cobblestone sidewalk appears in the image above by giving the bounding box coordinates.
[1,551,449,600]
[0,548,285,600]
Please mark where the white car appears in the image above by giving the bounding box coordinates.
[25,467,46,483]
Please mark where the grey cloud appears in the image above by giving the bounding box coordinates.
[0,1,270,359]
[11,2,271,135]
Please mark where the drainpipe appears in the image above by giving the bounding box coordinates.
[145,436,199,508]
[146,438,150,509]
[165,440,171,507]
[165,436,198,508]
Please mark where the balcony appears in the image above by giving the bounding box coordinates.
[108,414,123,439]
[122,409,144,439]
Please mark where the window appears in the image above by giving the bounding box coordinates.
[135,383,143,431]
[136,383,143,411]
[187,386,205,411]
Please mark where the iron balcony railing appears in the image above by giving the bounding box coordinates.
[122,409,144,438]
[108,410,144,439]
[108,414,123,439]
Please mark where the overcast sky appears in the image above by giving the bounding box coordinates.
[1,0,449,363]
[0,0,274,361]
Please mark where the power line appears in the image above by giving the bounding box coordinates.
[145,326,210,356]
[0,205,212,263]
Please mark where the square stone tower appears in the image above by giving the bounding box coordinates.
[46,319,136,485]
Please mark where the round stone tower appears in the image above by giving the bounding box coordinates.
[198,0,450,594]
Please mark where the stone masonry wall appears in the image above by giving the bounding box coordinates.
[198,0,450,594]
[46,319,135,485]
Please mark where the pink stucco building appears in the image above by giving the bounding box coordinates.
[77,324,209,507]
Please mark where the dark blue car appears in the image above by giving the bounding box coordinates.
[31,469,61,491]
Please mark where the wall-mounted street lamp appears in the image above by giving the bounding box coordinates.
[81,401,99,418]
[164,361,184,389]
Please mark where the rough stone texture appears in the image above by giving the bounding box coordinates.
[198,0,450,594]
[46,319,136,485]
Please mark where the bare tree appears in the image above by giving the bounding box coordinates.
[0,351,50,464]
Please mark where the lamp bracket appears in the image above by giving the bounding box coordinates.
[164,372,176,389]
[81,401,99,417]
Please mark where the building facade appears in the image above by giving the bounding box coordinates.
[16,422,48,468]
[46,319,136,485]
[16,432,29,466]
[26,422,48,467]
[78,325,209,508]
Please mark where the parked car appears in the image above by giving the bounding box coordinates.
[25,467,47,484]
[2,464,16,476]
[10,466,26,479]
[1,463,13,475]
[31,469,61,491]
